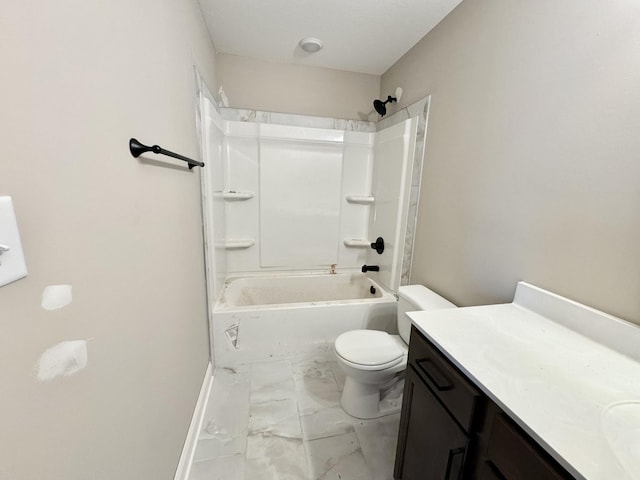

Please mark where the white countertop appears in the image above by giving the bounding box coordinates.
[407,282,640,480]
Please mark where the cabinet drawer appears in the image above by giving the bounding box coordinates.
[408,327,481,432]
[487,414,573,480]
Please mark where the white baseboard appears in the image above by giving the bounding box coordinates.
[174,362,214,480]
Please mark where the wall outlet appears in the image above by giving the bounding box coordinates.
[0,196,28,287]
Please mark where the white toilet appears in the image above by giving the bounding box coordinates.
[334,285,456,419]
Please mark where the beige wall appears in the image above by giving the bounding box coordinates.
[0,1,216,479]
[382,0,640,322]
[217,53,380,120]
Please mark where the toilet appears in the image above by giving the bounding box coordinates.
[334,285,456,419]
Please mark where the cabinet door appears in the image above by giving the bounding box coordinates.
[486,415,573,480]
[395,366,469,480]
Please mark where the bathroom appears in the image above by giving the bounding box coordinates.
[2,0,639,479]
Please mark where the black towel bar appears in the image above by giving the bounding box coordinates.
[129,138,204,169]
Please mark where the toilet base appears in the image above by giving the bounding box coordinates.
[340,374,405,419]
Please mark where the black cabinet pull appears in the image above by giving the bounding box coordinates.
[445,447,466,480]
[416,358,454,391]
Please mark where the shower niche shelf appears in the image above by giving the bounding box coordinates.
[222,239,255,249]
[343,238,370,248]
[215,191,255,201]
[345,195,374,205]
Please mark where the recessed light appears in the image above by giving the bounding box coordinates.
[299,37,323,53]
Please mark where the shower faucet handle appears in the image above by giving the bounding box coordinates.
[370,237,384,254]
[361,265,380,273]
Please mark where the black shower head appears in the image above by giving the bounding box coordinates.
[373,95,397,116]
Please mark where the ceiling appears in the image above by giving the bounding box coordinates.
[198,0,463,75]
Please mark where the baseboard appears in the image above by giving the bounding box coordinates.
[173,362,213,480]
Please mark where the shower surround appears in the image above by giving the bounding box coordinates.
[198,87,429,367]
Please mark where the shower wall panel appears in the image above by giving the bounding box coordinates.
[366,117,417,292]
[223,122,260,273]
[338,131,375,267]
[259,133,343,267]
[206,118,388,275]
[200,96,227,299]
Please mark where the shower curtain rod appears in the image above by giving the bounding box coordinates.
[129,138,205,169]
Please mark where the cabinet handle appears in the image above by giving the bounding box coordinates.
[445,447,465,480]
[416,358,454,391]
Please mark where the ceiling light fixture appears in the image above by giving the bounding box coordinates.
[299,37,323,53]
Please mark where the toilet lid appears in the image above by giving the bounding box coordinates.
[335,330,405,366]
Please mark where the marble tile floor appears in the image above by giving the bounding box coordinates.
[188,353,401,480]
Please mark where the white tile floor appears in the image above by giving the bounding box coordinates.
[188,351,401,480]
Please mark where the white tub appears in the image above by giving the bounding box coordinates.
[212,273,397,367]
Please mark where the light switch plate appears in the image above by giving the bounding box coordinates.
[0,196,28,287]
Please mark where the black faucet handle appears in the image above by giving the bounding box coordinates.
[370,237,384,254]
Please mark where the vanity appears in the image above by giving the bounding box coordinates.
[394,282,640,480]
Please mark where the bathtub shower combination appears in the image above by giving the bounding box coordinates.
[213,274,397,366]
[198,82,430,368]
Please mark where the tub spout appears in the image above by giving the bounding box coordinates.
[361,265,379,273]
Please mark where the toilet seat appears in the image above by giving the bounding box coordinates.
[335,330,405,370]
[336,352,406,372]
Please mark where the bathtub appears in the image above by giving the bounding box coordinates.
[212,273,397,367]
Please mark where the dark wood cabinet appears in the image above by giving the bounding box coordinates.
[395,365,469,480]
[484,414,572,480]
[480,463,505,480]
[394,327,575,480]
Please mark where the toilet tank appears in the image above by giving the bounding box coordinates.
[397,285,457,344]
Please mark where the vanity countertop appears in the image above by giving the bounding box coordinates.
[407,282,640,480]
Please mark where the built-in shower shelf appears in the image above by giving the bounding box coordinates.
[343,238,370,248]
[215,190,255,201]
[345,195,374,204]
[223,239,255,249]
